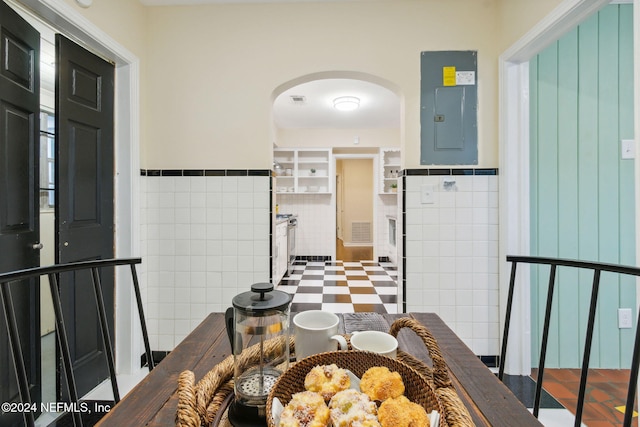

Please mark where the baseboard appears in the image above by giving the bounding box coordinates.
[500,374,564,409]
[295,255,332,262]
[140,350,170,368]
[479,355,499,368]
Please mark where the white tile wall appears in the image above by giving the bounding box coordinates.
[139,176,150,348]
[404,174,499,355]
[139,171,498,355]
[376,195,400,264]
[276,194,334,258]
[141,174,271,350]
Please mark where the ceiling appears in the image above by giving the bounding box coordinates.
[273,79,400,129]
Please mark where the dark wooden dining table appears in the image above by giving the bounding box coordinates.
[95,312,542,427]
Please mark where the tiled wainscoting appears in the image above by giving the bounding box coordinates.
[140,170,272,350]
[403,170,500,356]
[139,168,499,356]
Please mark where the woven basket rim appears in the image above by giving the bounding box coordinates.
[266,350,445,427]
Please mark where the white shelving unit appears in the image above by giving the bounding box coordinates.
[380,148,401,194]
[274,148,332,194]
[273,148,296,193]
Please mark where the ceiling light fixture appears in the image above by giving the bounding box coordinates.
[333,96,360,111]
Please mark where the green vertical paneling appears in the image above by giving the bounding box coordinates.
[556,28,581,368]
[596,5,621,368]
[618,4,636,367]
[530,5,635,369]
[537,43,561,368]
[576,12,602,368]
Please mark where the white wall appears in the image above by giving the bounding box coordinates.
[141,174,271,349]
[404,174,499,355]
[497,0,566,52]
[276,194,334,259]
[53,0,568,172]
[278,128,400,149]
[144,0,504,169]
[39,211,56,335]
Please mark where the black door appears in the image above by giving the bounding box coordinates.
[55,34,114,398]
[0,1,41,425]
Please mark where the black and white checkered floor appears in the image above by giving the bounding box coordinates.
[276,260,398,313]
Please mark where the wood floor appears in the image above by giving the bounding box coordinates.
[336,238,373,262]
[531,368,638,427]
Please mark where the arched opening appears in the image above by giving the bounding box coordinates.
[270,71,403,314]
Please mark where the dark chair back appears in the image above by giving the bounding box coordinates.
[0,258,153,427]
[500,255,640,427]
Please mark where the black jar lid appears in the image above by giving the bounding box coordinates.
[232,283,292,315]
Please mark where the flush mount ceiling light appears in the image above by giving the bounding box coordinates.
[76,0,93,7]
[333,96,360,111]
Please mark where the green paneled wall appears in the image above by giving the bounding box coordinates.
[530,4,635,369]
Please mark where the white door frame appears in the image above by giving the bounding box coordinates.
[8,0,141,374]
[498,0,631,375]
[332,153,379,261]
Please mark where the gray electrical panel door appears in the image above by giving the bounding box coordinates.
[421,51,478,165]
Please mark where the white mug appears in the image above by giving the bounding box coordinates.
[350,330,398,358]
[293,310,348,360]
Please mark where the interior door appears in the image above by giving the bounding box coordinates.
[336,171,343,241]
[55,34,115,398]
[0,1,42,425]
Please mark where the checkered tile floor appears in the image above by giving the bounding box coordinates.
[277,260,398,313]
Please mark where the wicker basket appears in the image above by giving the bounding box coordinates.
[265,350,446,427]
[390,317,474,427]
[176,317,474,427]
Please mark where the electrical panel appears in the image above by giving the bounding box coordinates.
[420,51,478,165]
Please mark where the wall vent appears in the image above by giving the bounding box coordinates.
[351,222,372,244]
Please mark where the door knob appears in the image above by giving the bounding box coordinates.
[32,243,43,250]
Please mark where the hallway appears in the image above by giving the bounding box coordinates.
[336,238,374,263]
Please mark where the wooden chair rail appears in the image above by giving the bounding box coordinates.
[0,257,151,427]
[501,255,640,427]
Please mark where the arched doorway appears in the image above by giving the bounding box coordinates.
[270,72,403,314]
[270,72,402,263]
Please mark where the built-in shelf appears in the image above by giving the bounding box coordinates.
[380,148,401,194]
[274,148,332,194]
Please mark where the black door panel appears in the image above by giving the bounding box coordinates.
[0,1,41,425]
[56,34,114,398]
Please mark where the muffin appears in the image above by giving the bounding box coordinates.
[359,366,405,402]
[304,364,351,401]
[328,389,380,427]
[377,395,430,427]
[278,391,330,427]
